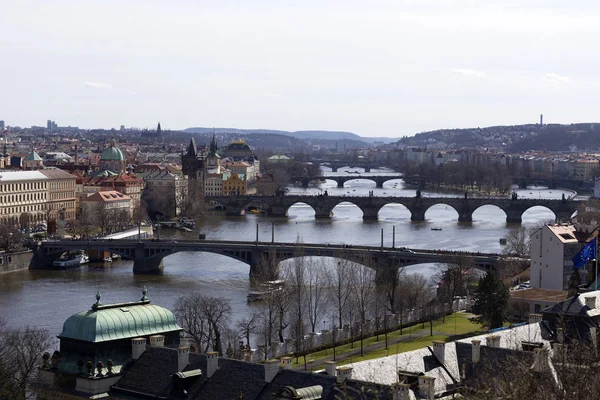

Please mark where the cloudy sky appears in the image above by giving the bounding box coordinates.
[1,0,599,137]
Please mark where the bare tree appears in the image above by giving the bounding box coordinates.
[281,251,307,353]
[0,221,23,251]
[433,255,476,319]
[349,262,376,356]
[305,259,328,333]
[504,226,532,257]
[174,294,232,355]
[235,314,258,348]
[327,256,353,329]
[0,320,53,400]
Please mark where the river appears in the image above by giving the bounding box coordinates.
[0,168,573,337]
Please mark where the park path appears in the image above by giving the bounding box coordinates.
[293,327,443,371]
[293,312,477,371]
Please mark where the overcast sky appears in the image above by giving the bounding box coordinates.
[1,0,599,137]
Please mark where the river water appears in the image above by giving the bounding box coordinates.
[0,168,572,337]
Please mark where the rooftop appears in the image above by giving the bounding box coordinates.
[58,289,181,343]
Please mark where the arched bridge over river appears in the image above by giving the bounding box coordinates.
[209,195,579,223]
[291,174,402,188]
[31,239,521,281]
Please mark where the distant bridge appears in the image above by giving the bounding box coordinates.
[32,239,517,280]
[291,174,402,189]
[208,194,579,223]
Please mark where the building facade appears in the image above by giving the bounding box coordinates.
[530,224,591,290]
[40,168,77,221]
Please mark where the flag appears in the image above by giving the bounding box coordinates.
[573,239,597,269]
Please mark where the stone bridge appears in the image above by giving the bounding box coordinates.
[31,239,516,281]
[291,174,403,188]
[208,194,579,223]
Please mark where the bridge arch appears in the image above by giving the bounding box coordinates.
[340,178,377,188]
[472,204,508,222]
[285,202,317,218]
[521,205,557,224]
[424,203,460,222]
[331,201,364,219]
[378,202,412,221]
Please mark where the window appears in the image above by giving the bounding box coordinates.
[534,304,541,313]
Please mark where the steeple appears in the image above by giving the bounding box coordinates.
[186,138,197,157]
[209,133,218,156]
[157,122,162,135]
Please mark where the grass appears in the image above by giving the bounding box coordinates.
[292,312,486,367]
[337,335,449,366]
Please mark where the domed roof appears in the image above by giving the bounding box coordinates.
[101,139,125,162]
[58,293,181,343]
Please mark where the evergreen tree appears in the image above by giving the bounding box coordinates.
[471,270,509,329]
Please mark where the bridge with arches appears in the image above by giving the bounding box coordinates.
[291,174,402,188]
[31,239,515,281]
[209,194,579,223]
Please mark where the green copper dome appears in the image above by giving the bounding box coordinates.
[24,151,42,161]
[58,301,181,343]
[101,140,124,162]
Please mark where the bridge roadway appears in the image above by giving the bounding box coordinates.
[208,194,579,223]
[291,174,402,189]
[32,239,517,280]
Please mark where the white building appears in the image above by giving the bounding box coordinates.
[0,171,48,225]
[530,224,591,290]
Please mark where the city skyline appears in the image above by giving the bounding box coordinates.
[2,0,600,136]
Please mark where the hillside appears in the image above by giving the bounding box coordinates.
[399,123,600,152]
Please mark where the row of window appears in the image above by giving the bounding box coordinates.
[0,181,46,192]
[1,193,47,203]
[50,181,74,190]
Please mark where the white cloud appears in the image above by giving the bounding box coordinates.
[545,73,570,83]
[452,68,486,78]
[84,81,112,89]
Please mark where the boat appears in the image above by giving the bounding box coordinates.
[499,238,507,245]
[431,227,442,231]
[247,280,285,302]
[250,209,261,214]
[102,257,113,263]
[178,226,193,232]
[53,251,90,268]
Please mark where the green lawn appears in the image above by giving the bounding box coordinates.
[292,312,485,366]
[337,335,449,366]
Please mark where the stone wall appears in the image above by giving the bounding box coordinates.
[0,250,33,274]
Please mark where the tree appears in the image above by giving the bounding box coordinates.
[305,259,328,333]
[0,221,23,251]
[433,255,476,319]
[503,226,532,257]
[174,294,232,355]
[0,319,53,400]
[471,270,509,329]
[349,262,375,356]
[327,257,353,329]
[235,314,258,348]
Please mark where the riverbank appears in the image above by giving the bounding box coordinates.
[0,250,32,274]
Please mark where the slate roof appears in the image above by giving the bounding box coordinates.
[543,290,600,317]
[111,347,392,400]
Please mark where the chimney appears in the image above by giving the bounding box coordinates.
[131,337,147,360]
[529,313,543,324]
[433,341,445,365]
[418,375,435,400]
[264,359,279,383]
[149,335,165,347]
[471,339,481,363]
[556,327,564,344]
[486,335,500,348]
[325,361,336,376]
[532,347,549,372]
[336,366,353,383]
[177,346,190,372]
[392,383,411,400]
[280,357,292,370]
[585,296,596,310]
[206,351,218,378]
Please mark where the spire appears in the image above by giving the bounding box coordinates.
[209,133,218,155]
[186,138,197,157]
[157,122,161,134]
